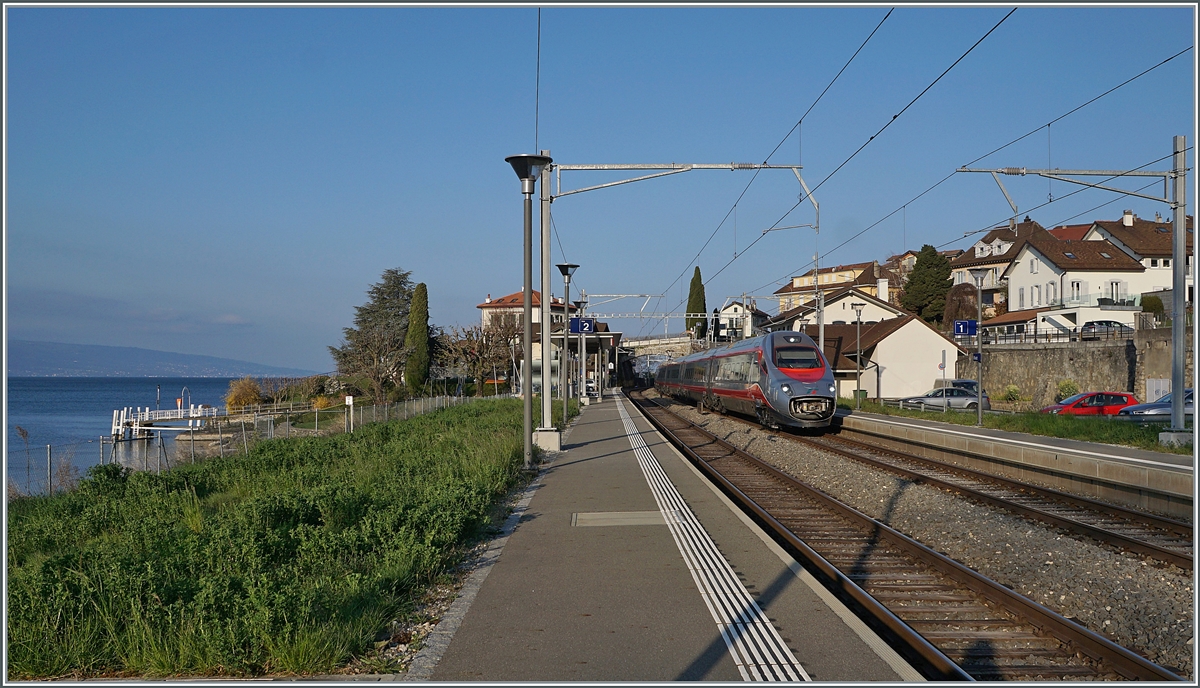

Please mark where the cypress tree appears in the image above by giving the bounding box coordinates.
[686,266,708,338]
[405,283,431,395]
[900,245,953,325]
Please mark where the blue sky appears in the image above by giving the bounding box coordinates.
[4,5,1196,372]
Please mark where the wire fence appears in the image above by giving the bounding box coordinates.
[7,394,493,499]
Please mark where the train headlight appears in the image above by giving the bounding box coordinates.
[828,384,836,394]
[780,383,792,395]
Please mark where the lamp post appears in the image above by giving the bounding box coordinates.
[969,268,988,427]
[557,263,578,426]
[506,153,553,470]
[851,303,865,409]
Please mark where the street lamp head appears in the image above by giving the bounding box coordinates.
[505,154,553,194]
[557,262,579,279]
[968,268,989,286]
[851,302,866,318]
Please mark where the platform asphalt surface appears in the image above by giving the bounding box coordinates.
[427,393,920,682]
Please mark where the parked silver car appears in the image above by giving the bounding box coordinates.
[897,387,991,411]
[1079,320,1135,340]
[1116,389,1193,419]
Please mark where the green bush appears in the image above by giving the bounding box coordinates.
[1056,379,1080,402]
[1142,294,1164,317]
[6,399,526,679]
[1003,384,1021,402]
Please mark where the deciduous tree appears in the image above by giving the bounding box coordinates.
[441,318,516,397]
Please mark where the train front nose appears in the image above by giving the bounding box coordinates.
[778,382,835,421]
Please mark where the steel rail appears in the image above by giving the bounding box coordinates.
[629,395,973,681]
[797,434,1193,569]
[629,391,1185,682]
[707,401,1191,568]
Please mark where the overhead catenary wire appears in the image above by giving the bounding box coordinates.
[649,8,894,326]
[699,7,1017,297]
[646,9,894,334]
[932,149,1189,252]
[746,44,1193,296]
[1047,180,1162,228]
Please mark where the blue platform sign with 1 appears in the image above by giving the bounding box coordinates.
[570,318,595,334]
[954,319,978,336]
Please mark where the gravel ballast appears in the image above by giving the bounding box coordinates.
[648,392,1194,679]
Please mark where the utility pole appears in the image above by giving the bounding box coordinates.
[960,135,1190,443]
[852,303,865,409]
[970,269,988,427]
[539,150,553,438]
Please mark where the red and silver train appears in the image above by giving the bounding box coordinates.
[655,331,837,429]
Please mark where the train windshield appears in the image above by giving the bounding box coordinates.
[774,346,822,369]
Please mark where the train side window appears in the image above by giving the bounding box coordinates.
[774,346,821,369]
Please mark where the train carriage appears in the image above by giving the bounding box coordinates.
[655,330,836,429]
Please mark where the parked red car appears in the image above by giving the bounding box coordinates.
[1040,392,1139,416]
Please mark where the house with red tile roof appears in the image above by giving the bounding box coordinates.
[1000,231,1147,337]
[477,290,576,330]
[947,217,1049,315]
[793,315,964,399]
[1082,210,1193,301]
[773,260,900,313]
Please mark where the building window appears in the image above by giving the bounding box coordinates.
[1047,282,1056,304]
[1163,258,1171,268]
[1018,287,1025,309]
[1030,259,1038,274]
[1151,258,1159,267]
[1070,281,1082,301]
[1032,284,1041,306]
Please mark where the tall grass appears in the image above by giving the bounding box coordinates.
[6,398,527,679]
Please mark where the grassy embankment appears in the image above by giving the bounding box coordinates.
[839,398,1192,455]
[8,396,577,679]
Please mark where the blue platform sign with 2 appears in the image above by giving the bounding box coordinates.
[570,318,595,334]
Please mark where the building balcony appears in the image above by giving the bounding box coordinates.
[1046,294,1142,310]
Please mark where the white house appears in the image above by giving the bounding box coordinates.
[1001,234,1145,334]
[477,290,576,330]
[795,315,964,399]
[1083,210,1194,302]
[948,217,1047,315]
[712,300,770,340]
[764,286,903,332]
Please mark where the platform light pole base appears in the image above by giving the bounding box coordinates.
[534,428,561,452]
[580,396,591,406]
[1158,431,1193,447]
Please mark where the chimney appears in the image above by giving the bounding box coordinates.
[1122,209,1134,227]
[485,293,492,303]
[1155,212,1162,222]
[877,278,889,304]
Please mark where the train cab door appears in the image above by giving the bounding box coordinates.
[703,357,717,411]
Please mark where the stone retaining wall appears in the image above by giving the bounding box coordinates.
[956,329,1193,408]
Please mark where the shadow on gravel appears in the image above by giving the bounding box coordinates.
[849,476,911,582]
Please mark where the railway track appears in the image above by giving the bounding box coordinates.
[628,390,1184,682]
[798,433,1193,570]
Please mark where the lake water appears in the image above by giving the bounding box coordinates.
[6,377,235,493]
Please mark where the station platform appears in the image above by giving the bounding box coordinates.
[423,392,922,682]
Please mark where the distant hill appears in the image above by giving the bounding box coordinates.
[7,340,322,378]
